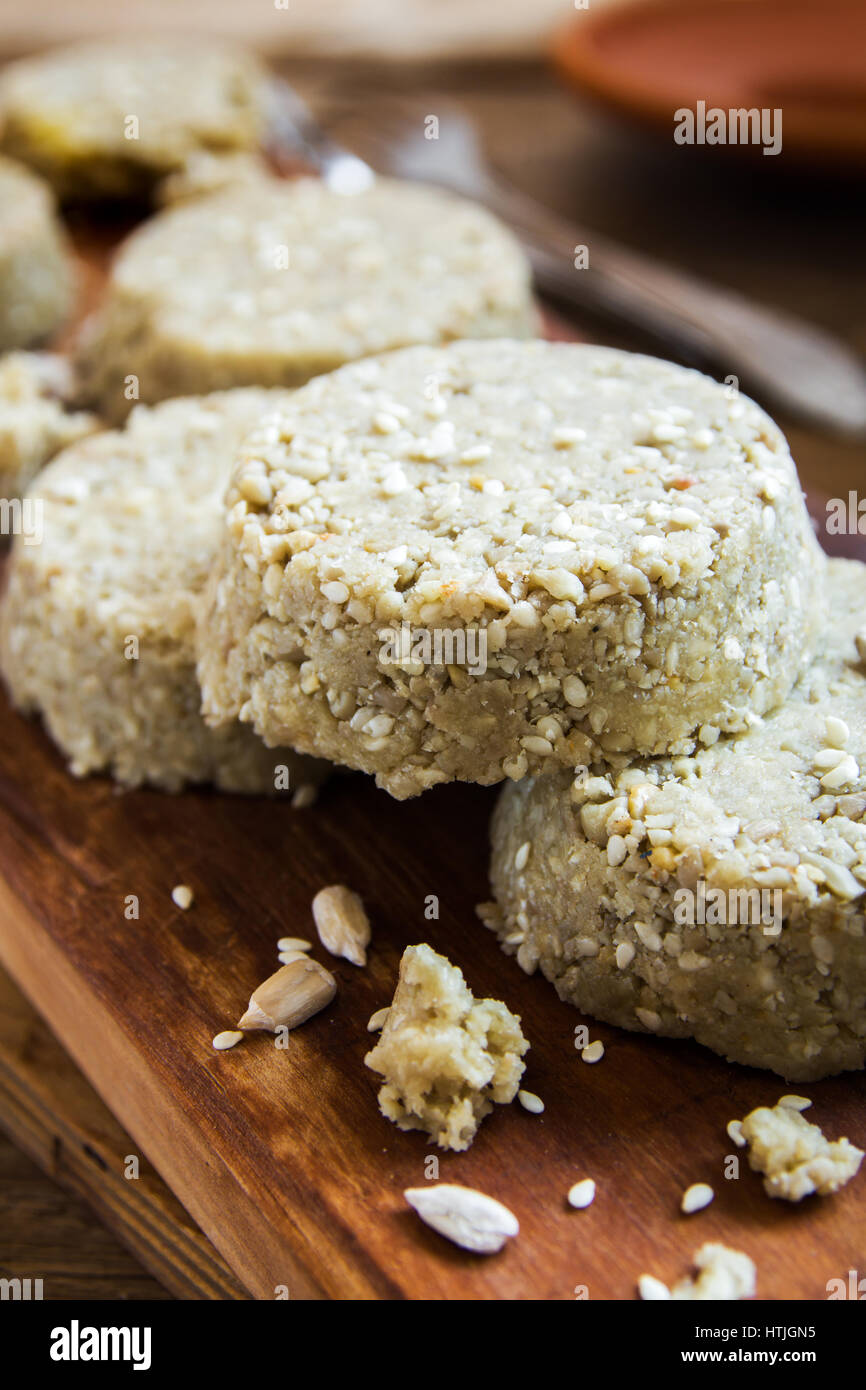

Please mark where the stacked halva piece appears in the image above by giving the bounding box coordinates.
[192,338,866,1079]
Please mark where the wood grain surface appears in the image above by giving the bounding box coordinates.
[0,968,247,1299]
[1,58,865,1302]
[0,599,865,1300]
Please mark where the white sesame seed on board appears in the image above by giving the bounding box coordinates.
[778,1094,812,1111]
[171,884,194,910]
[681,1182,714,1214]
[726,1119,746,1148]
[581,1040,605,1064]
[367,1007,390,1032]
[212,1030,244,1051]
[518,1089,545,1114]
[567,1179,596,1209]
[278,937,312,952]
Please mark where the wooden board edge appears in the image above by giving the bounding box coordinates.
[0,967,249,1301]
[0,878,336,1301]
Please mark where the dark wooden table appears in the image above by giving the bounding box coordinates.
[1,55,864,1300]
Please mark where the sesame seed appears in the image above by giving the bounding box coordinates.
[607,835,627,867]
[567,1178,596,1209]
[278,950,309,965]
[562,674,588,707]
[365,713,395,738]
[322,580,349,604]
[821,755,859,790]
[518,1089,545,1114]
[212,1030,244,1051]
[651,422,686,443]
[634,921,663,951]
[615,941,635,969]
[459,444,492,464]
[514,841,531,872]
[373,411,400,434]
[778,1094,812,1111]
[171,884,194,910]
[367,1007,390,1032]
[681,1182,714,1214]
[581,1039,605,1064]
[636,1007,661,1031]
[825,715,850,747]
[277,937,312,952]
[381,467,407,496]
[521,735,554,756]
[726,1119,746,1148]
[552,426,587,447]
[813,747,848,771]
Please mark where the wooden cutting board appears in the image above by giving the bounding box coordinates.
[0,965,248,1299]
[0,221,864,1302]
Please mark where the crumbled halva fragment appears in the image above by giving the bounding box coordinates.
[738,1098,864,1201]
[670,1243,756,1301]
[364,943,528,1151]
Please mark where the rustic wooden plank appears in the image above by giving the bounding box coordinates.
[0,695,865,1301]
[0,967,248,1300]
[1,88,865,1296]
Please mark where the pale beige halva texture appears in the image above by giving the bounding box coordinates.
[365,944,528,1152]
[0,39,268,201]
[77,177,536,421]
[0,390,327,793]
[156,149,272,207]
[197,340,823,799]
[0,352,98,501]
[486,559,866,1082]
[738,1098,863,1200]
[0,157,73,351]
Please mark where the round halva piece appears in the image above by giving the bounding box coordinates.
[75,176,536,420]
[486,559,866,1083]
[0,390,327,794]
[197,340,824,800]
[0,39,268,201]
[0,156,73,351]
[0,352,98,502]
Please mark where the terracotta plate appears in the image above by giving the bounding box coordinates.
[553,0,866,165]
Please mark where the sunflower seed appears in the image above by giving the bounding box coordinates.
[404,1184,519,1254]
[238,958,336,1032]
[312,884,371,966]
